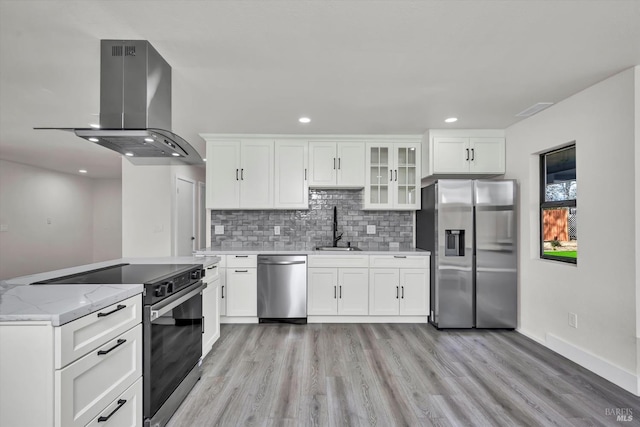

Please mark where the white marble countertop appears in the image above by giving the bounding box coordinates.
[0,256,221,326]
[196,248,430,256]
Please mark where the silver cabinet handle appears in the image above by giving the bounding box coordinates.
[236,169,239,180]
[241,168,244,180]
[466,149,469,161]
[338,158,341,169]
[396,286,399,299]
[389,169,393,182]
[339,286,342,299]
[394,169,398,181]
[471,148,475,161]
[333,158,336,170]
[235,255,248,258]
[401,286,404,299]
[334,286,337,299]
[305,168,307,180]
[235,269,249,273]
[394,255,407,258]
[221,285,225,298]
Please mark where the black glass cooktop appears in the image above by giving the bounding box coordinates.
[32,263,200,285]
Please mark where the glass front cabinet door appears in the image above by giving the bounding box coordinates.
[365,142,420,210]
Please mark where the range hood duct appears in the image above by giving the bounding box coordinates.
[39,40,203,165]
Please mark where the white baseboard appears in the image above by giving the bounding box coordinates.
[544,333,638,396]
[515,328,545,345]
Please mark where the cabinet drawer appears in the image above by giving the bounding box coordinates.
[85,377,142,427]
[369,255,429,269]
[203,263,220,283]
[226,254,257,268]
[56,325,142,427]
[308,255,369,268]
[55,294,142,369]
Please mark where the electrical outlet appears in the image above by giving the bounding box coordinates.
[568,312,578,328]
[367,225,376,234]
[214,225,224,235]
[274,226,280,235]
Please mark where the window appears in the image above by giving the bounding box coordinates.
[540,145,577,263]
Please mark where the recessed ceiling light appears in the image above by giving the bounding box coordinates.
[299,117,311,124]
[78,169,87,174]
[125,152,134,157]
[445,117,458,123]
[144,138,154,142]
[89,123,100,129]
[171,152,180,157]
[88,137,99,142]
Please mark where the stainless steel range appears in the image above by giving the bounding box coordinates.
[33,263,205,427]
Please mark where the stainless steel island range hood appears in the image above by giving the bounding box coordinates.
[39,40,203,165]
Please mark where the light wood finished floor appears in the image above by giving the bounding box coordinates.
[167,324,640,426]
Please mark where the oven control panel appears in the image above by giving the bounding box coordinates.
[146,266,204,305]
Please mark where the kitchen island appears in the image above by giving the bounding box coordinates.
[0,255,220,427]
[0,256,220,324]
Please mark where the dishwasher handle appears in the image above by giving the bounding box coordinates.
[258,261,306,266]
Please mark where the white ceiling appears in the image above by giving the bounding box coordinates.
[1,0,639,179]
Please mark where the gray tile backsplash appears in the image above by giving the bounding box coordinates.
[210,189,414,250]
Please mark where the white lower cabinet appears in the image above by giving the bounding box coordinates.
[56,325,142,427]
[226,268,257,316]
[0,295,143,427]
[202,262,221,358]
[85,377,142,427]
[307,268,369,315]
[223,255,257,318]
[369,268,429,316]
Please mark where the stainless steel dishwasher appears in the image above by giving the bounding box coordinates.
[257,254,307,323]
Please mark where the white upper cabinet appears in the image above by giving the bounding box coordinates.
[308,141,365,188]
[364,141,421,210]
[422,129,505,178]
[468,137,505,174]
[206,140,241,209]
[274,140,309,209]
[205,139,274,209]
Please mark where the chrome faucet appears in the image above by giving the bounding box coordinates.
[332,205,343,247]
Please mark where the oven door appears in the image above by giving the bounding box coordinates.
[143,280,204,420]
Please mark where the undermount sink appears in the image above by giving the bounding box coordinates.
[315,246,362,251]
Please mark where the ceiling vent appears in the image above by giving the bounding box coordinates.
[516,102,554,117]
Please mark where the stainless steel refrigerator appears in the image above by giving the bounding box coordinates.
[416,180,517,329]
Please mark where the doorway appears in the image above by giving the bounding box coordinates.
[175,176,196,256]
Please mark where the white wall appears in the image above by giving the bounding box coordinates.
[505,67,638,394]
[635,66,640,393]
[121,160,204,257]
[0,160,122,280]
[92,178,122,262]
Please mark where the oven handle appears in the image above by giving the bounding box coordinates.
[149,281,206,321]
